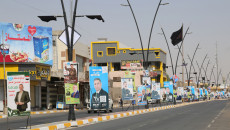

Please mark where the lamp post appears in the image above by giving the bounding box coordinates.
[121,0,168,70]
[196,54,208,88]
[38,0,104,121]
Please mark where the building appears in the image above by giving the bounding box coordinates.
[91,41,168,102]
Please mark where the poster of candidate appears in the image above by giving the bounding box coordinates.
[138,85,147,105]
[160,87,166,100]
[151,82,161,99]
[199,88,203,97]
[164,81,173,102]
[65,83,80,104]
[7,72,30,117]
[142,76,151,85]
[0,22,53,65]
[121,78,133,100]
[89,66,108,109]
[125,71,136,91]
[63,61,78,83]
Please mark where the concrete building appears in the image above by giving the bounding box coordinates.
[91,41,168,102]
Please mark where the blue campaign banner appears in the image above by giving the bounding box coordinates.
[191,87,195,95]
[205,89,208,95]
[89,66,109,109]
[199,88,203,97]
[137,85,147,105]
[0,22,53,65]
[164,81,173,94]
[121,78,133,100]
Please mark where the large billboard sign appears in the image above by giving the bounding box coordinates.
[151,82,161,99]
[89,66,109,109]
[0,22,53,65]
[121,78,133,100]
[7,72,30,116]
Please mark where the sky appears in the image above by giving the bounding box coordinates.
[0,0,230,85]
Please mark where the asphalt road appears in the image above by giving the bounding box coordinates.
[0,102,169,129]
[73,100,230,130]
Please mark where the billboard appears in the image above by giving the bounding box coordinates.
[65,83,80,104]
[137,85,147,105]
[151,82,161,99]
[199,88,203,97]
[7,72,30,116]
[0,22,53,65]
[121,78,133,100]
[121,60,143,69]
[89,66,108,109]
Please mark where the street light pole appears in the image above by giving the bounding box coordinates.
[196,54,208,88]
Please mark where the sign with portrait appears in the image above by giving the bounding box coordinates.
[121,60,143,70]
[151,82,161,99]
[7,72,30,117]
[89,66,108,109]
[65,83,80,104]
[125,71,136,91]
[121,78,133,100]
[63,61,78,83]
[164,81,173,102]
[137,85,147,105]
[142,76,151,86]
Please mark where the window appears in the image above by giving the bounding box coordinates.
[97,51,103,57]
[61,51,66,57]
[113,63,121,71]
[117,50,120,53]
[107,47,116,56]
[123,50,126,53]
[155,51,160,58]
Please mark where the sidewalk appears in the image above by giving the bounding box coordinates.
[28,99,220,130]
[0,103,130,119]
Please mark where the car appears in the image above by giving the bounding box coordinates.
[87,96,113,113]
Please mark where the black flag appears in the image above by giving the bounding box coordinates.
[170,26,183,46]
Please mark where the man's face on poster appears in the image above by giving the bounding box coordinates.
[142,89,146,95]
[73,85,78,92]
[153,85,156,91]
[94,79,102,92]
[19,84,24,91]
[70,64,74,69]
[166,87,170,94]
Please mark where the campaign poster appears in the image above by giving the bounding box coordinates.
[142,76,151,85]
[176,87,183,100]
[191,86,195,95]
[199,88,203,97]
[7,72,30,117]
[65,83,80,104]
[164,81,173,94]
[160,87,166,100]
[205,89,208,96]
[0,22,53,65]
[125,71,136,91]
[89,66,108,109]
[151,82,161,99]
[63,61,78,83]
[121,78,133,100]
[146,85,151,100]
[137,86,147,105]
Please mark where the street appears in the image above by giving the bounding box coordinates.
[73,100,230,130]
[0,103,167,129]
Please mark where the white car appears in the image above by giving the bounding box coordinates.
[87,96,113,113]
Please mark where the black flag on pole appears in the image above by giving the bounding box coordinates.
[170,26,183,46]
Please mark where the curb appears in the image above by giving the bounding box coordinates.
[31,105,176,130]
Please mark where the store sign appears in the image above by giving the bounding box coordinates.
[121,60,143,69]
[18,64,50,81]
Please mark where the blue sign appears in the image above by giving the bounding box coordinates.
[164,81,173,94]
[191,86,195,95]
[199,88,203,97]
[89,66,109,109]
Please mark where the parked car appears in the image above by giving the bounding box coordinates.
[87,96,113,113]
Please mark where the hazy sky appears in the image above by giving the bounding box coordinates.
[1,0,230,84]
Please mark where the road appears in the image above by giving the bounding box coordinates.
[73,100,230,130]
[0,102,168,129]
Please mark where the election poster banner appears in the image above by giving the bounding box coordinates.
[142,76,151,85]
[7,72,30,117]
[151,82,161,99]
[125,71,136,91]
[89,66,109,109]
[0,22,53,65]
[63,61,78,83]
[121,78,133,100]
[164,81,173,102]
[137,85,147,105]
[64,83,80,104]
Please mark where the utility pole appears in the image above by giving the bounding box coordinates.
[182,39,185,88]
[216,43,218,91]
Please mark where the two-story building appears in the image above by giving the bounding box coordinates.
[91,41,168,102]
